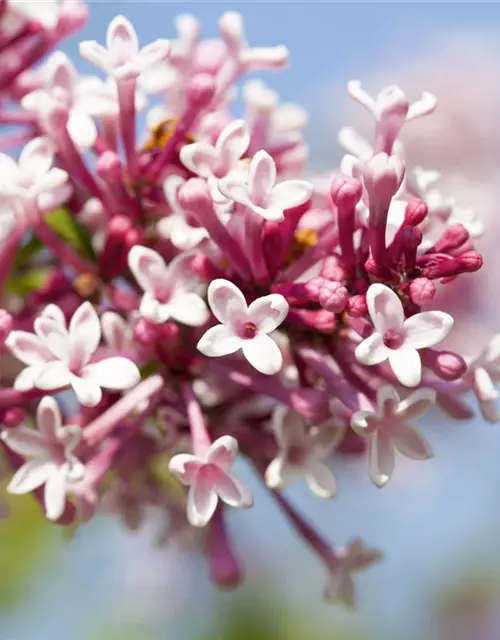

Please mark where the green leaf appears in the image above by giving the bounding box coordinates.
[13,234,43,268]
[45,208,95,260]
[5,268,49,296]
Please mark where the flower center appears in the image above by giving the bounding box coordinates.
[241,321,258,339]
[383,327,406,350]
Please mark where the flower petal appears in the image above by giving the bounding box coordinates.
[5,331,51,366]
[366,283,404,334]
[216,120,250,168]
[34,317,69,361]
[82,357,140,391]
[19,137,54,181]
[197,325,242,357]
[44,466,68,521]
[213,469,253,509]
[168,454,203,484]
[397,387,436,421]
[139,293,170,324]
[376,385,400,418]
[35,361,72,391]
[241,333,283,375]
[69,302,101,369]
[355,333,390,366]
[403,311,454,350]
[249,150,276,202]
[67,109,98,150]
[187,476,218,527]
[369,435,395,488]
[392,423,434,460]
[7,459,55,494]
[167,293,209,327]
[101,312,129,351]
[13,365,44,391]
[107,15,140,64]
[179,142,218,178]
[36,395,62,441]
[388,348,421,387]
[305,460,337,499]
[270,405,306,448]
[127,245,166,294]
[138,39,170,69]
[269,179,313,212]
[247,294,289,334]
[2,427,48,457]
[207,278,247,326]
[79,41,111,73]
[70,375,102,407]
[264,456,288,489]
[207,435,238,469]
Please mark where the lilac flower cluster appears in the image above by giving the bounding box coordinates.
[0,3,490,606]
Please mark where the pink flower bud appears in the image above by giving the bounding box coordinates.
[363,153,405,211]
[0,310,13,347]
[134,318,159,346]
[404,200,428,226]
[432,224,469,254]
[423,349,467,381]
[347,294,367,317]
[329,176,363,210]
[1,408,25,427]
[319,281,349,313]
[96,151,122,183]
[187,73,216,108]
[409,278,436,306]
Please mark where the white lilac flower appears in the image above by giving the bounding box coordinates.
[2,396,84,521]
[265,405,345,498]
[168,435,253,527]
[5,302,140,406]
[128,246,209,326]
[219,150,313,222]
[197,279,288,375]
[350,385,435,488]
[79,15,170,81]
[355,284,454,387]
[467,334,500,423]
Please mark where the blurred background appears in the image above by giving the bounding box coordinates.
[4,2,500,639]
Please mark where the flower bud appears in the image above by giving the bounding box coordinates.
[1,408,25,427]
[423,349,467,381]
[404,200,428,226]
[187,73,216,108]
[432,224,469,254]
[363,153,405,216]
[409,278,436,306]
[134,318,159,346]
[329,176,363,210]
[0,310,13,347]
[347,294,367,317]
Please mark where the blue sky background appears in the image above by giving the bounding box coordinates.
[5,3,500,640]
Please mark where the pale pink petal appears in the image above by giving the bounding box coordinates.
[127,245,166,293]
[70,375,102,407]
[269,179,313,211]
[388,348,421,387]
[179,143,218,178]
[247,294,289,333]
[1,427,48,457]
[138,39,170,69]
[376,385,400,418]
[69,302,101,369]
[350,411,378,437]
[139,294,170,325]
[44,466,67,521]
[19,137,54,180]
[67,109,98,150]
[213,469,253,508]
[34,168,69,196]
[249,150,276,202]
[14,365,44,391]
[5,331,51,365]
[7,459,55,494]
[20,89,49,115]
[479,398,500,423]
[34,317,69,361]
[48,52,77,93]
[271,405,306,447]
[473,368,498,403]
[79,42,111,72]
[347,80,377,115]
[264,456,287,489]
[42,304,66,325]
[355,333,390,366]
[406,92,437,121]
[165,251,199,294]
[207,279,247,326]
[366,284,404,334]
[64,457,85,482]
[216,120,250,168]
[168,454,203,484]
[403,311,454,350]
[397,388,436,421]
[241,333,283,375]
[101,312,129,351]
[217,176,252,209]
[207,435,238,469]
[305,460,337,499]
[163,174,185,213]
[392,424,434,460]
[187,475,218,527]
[81,357,140,391]
[197,325,242,357]
[369,435,394,488]
[107,15,140,65]
[36,395,62,441]
[35,361,72,390]
[325,571,355,608]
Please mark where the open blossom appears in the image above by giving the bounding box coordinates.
[197,280,288,375]
[2,396,84,521]
[168,435,253,527]
[6,303,140,406]
[467,334,500,422]
[79,15,170,80]
[128,246,209,326]
[265,405,344,498]
[219,150,313,222]
[350,386,435,488]
[355,284,454,387]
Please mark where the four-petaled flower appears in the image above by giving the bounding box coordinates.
[5,302,140,406]
[79,15,170,80]
[355,284,454,387]
[197,279,289,375]
[350,385,435,488]
[467,334,500,423]
[128,246,209,326]
[325,538,382,607]
[2,396,85,521]
[168,435,253,527]
[219,150,313,222]
[265,405,345,498]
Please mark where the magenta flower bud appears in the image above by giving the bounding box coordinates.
[423,349,467,381]
[2,408,25,427]
[432,224,469,254]
[318,281,349,313]
[178,178,212,216]
[321,258,346,282]
[404,200,428,226]
[0,309,13,347]
[329,176,363,210]
[409,278,436,306]
[458,251,483,272]
[187,73,216,108]
[134,318,159,346]
[347,294,367,317]
[100,215,133,279]
[423,252,483,279]
[96,151,122,183]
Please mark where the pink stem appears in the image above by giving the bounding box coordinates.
[181,380,211,456]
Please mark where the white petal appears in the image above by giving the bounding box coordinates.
[44,467,68,520]
[67,109,98,150]
[6,331,50,366]
[13,365,43,391]
[36,395,62,441]
[369,436,395,488]
[7,459,55,494]
[127,245,166,294]
[197,325,242,358]
[139,293,170,324]
[249,150,276,201]
[70,375,102,407]
[215,119,250,166]
[397,387,436,421]
[187,478,218,527]
[35,361,72,391]
[34,168,68,197]
[247,294,289,334]
[213,470,253,509]
[269,179,313,212]
[79,42,111,72]
[305,460,337,498]
[2,427,48,457]
[403,311,454,350]
[366,284,404,334]
[347,80,377,114]
[207,435,238,469]
[264,456,287,489]
[376,385,400,417]
[138,39,170,69]
[270,405,306,447]
[107,15,139,62]
[355,333,390,366]
[34,317,69,361]
[392,424,434,460]
[207,278,248,326]
[167,293,209,327]
[241,333,283,375]
[19,137,54,180]
[179,142,217,178]
[168,454,203,484]
[82,357,140,391]
[69,302,101,367]
[101,312,129,351]
[388,348,421,388]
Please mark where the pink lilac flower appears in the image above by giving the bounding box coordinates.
[128,246,209,326]
[197,279,288,375]
[466,334,500,422]
[355,284,454,387]
[168,435,253,527]
[6,302,140,406]
[265,405,345,498]
[2,396,84,520]
[350,385,435,487]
